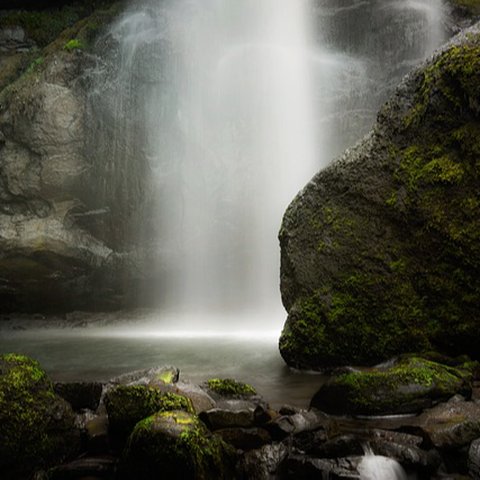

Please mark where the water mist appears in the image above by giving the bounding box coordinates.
[90,0,448,327]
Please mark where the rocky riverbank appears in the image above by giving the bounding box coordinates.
[2,353,480,479]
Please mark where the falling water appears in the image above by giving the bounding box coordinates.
[89,0,448,324]
[358,445,409,480]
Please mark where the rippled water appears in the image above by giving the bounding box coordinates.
[0,311,323,408]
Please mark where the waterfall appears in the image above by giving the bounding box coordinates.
[358,445,408,480]
[90,0,448,324]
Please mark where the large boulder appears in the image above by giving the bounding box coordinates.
[0,353,80,479]
[311,356,473,416]
[119,410,234,480]
[279,24,480,368]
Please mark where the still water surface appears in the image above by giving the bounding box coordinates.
[0,312,323,408]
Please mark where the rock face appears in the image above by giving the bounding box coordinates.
[279,24,480,369]
[0,3,152,313]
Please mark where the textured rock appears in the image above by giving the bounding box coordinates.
[311,356,473,415]
[215,427,271,450]
[199,407,255,430]
[469,438,480,479]
[279,24,480,368]
[236,442,288,480]
[104,384,193,445]
[0,3,149,313]
[417,398,480,449]
[0,353,80,479]
[119,410,234,480]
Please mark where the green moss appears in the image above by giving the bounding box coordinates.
[280,271,431,367]
[314,356,472,415]
[122,411,234,480]
[206,378,256,396]
[451,0,480,15]
[105,385,194,441]
[0,354,77,478]
[64,38,85,51]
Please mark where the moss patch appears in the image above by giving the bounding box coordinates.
[121,410,234,480]
[105,384,194,443]
[311,356,473,415]
[206,378,256,396]
[0,353,79,479]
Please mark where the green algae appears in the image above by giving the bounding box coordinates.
[206,378,256,396]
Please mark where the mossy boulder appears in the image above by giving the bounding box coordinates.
[119,410,234,480]
[311,356,474,416]
[0,353,80,479]
[206,378,256,397]
[104,384,194,443]
[279,25,480,369]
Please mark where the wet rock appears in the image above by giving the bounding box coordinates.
[370,439,442,473]
[76,411,110,454]
[417,399,480,449]
[309,434,364,458]
[0,354,80,479]
[237,442,288,480]
[119,410,234,480]
[279,404,299,416]
[292,427,328,453]
[174,381,216,413]
[104,384,193,447]
[216,427,271,450]
[278,24,480,368]
[200,407,255,430]
[266,409,328,441]
[54,382,103,411]
[47,456,118,480]
[311,356,473,415]
[110,366,179,386]
[281,454,361,480]
[468,438,480,479]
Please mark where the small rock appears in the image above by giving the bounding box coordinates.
[469,438,480,479]
[237,442,288,480]
[111,366,179,386]
[216,427,271,450]
[199,407,255,430]
[279,404,299,416]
